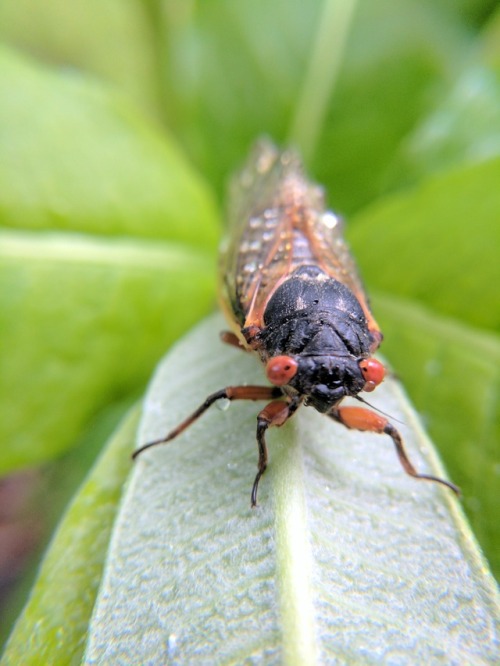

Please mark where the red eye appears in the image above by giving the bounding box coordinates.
[359,358,385,392]
[266,356,298,386]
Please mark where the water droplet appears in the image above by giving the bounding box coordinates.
[322,212,339,229]
[249,216,261,229]
[217,398,231,412]
[167,634,178,658]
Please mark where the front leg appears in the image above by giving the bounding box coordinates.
[133,385,282,460]
[330,406,460,496]
[251,397,301,507]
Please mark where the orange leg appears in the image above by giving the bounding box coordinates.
[219,330,248,350]
[132,385,282,459]
[330,406,460,495]
[252,397,301,507]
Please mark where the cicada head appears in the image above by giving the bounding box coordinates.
[265,353,385,413]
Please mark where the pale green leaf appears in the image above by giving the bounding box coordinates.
[84,316,499,664]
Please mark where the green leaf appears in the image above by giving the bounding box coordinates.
[0,230,215,473]
[0,0,160,118]
[0,46,219,248]
[0,45,220,474]
[435,0,500,25]
[374,292,500,579]
[390,65,500,185]
[159,1,468,210]
[387,8,500,187]
[482,5,500,72]
[349,156,500,332]
[311,0,469,212]
[83,316,498,664]
[0,404,140,666]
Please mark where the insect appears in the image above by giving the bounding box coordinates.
[133,139,460,506]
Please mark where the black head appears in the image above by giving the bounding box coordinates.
[264,352,386,413]
[293,354,366,412]
[259,265,385,412]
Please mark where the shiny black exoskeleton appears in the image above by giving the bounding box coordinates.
[251,265,375,412]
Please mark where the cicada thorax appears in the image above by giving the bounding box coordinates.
[243,264,376,412]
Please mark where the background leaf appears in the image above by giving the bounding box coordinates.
[389,65,500,184]
[349,157,500,332]
[0,46,218,474]
[388,4,500,187]
[0,47,219,246]
[1,404,139,666]
[156,0,470,209]
[0,0,160,118]
[0,230,215,473]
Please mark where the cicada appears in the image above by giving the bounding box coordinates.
[134,140,459,506]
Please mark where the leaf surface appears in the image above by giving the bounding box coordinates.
[83,316,499,665]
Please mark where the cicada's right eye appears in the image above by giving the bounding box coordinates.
[265,356,298,386]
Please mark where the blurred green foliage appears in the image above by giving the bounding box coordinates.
[0,0,499,658]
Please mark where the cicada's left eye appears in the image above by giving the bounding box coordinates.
[359,358,385,392]
[266,356,298,386]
